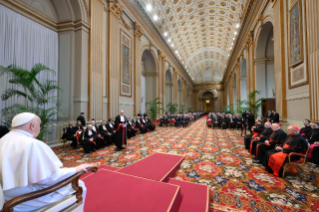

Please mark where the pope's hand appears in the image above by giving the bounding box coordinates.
[75,163,93,173]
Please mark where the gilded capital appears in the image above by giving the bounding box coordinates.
[108,0,123,19]
[134,22,144,39]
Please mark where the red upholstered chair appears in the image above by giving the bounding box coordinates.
[282,142,310,181]
[76,130,83,152]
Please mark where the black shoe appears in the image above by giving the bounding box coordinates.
[115,147,121,151]
[92,149,96,152]
[253,160,261,164]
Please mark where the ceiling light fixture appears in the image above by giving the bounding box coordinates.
[171,43,174,47]
[153,15,158,21]
[234,31,237,35]
[168,38,171,43]
[233,37,235,40]
[146,4,152,11]
[236,23,240,28]
[164,32,168,37]
[175,50,178,53]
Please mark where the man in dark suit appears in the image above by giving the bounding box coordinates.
[271,109,280,123]
[136,114,147,134]
[82,124,103,153]
[127,117,138,138]
[241,111,247,136]
[114,110,128,151]
[77,112,86,127]
[264,110,273,121]
[247,111,255,135]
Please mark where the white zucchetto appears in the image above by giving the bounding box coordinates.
[12,112,36,128]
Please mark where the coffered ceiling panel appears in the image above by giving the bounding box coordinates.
[140,0,247,82]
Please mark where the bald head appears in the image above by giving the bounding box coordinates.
[13,115,41,138]
[120,110,124,116]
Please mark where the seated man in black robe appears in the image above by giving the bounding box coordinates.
[212,114,219,129]
[306,123,319,163]
[140,115,151,132]
[253,123,287,164]
[98,120,112,146]
[144,115,156,131]
[160,115,168,127]
[228,114,236,130]
[91,119,105,148]
[106,119,116,143]
[127,117,138,138]
[182,114,189,127]
[61,122,78,149]
[244,119,264,150]
[249,122,273,156]
[234,114,242,130]
[262,125,307,177]
[82,124,104,153]
[300,119,312,140]
[206,113,212,128]
[136,114,147,134]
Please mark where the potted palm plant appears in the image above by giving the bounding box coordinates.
[167,102,178,115]
[179,104,186,113]
[0,63,63,141]
[146,97,165,121]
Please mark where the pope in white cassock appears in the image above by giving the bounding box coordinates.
[0,112,92,211]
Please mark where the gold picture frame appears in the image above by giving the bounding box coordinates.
[288,0,304,68]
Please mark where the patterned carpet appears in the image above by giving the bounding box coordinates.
[54,117,319,212]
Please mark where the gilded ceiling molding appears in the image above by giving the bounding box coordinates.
[133,22,144,39]
[108,0,123,19]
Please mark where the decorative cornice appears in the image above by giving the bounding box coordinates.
[133,22,144,39]
[286,90,309,101]
[108,0,123,19]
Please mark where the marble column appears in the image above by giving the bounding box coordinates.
[173,68,178,104]
[305,0,319,121]
[89,0,105,120]
[272,0,287,120]
[133,22,144,116]
[107,0,123,118]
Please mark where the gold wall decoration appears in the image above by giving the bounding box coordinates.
[288,0,303,67]
[120,30,132,97]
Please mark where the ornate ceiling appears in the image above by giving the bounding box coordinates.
[139,0,248,83]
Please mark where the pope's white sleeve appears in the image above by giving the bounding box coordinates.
[35,168,77,186]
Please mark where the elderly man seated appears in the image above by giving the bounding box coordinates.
[262,125,307,177]
[253,123,287,164]
[244,119,264,150]
[307,122,319,163]
[0,112,92,211]
[249,122,273,156]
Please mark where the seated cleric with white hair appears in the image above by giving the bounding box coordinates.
[0,112,92,211]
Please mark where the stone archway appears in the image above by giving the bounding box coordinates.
[201,91,215,112]
[141,49,158,113]
[255,21,275,117]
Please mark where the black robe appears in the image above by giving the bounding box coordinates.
[300,126,312,140]
[250,127,273,156]
[0,125,9,138]
[136,120,147,134]
[98,124,112,146]
[82,129,104,153]
[76,115,86,127]
[114,115,128,149]
[262,134,306,177]
[309,128,319,144]
[107,123,116,142]
[312,146,319,164]
[244,124,264,150]
[127,121,138,138]
[61,126,78,148]
[256,129,287,161]
[145,118,156,131]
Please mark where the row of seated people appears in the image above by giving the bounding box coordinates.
[244,120,319,177]
[206,112,254,130]
[159,112,205,127]
[62,114,156,153]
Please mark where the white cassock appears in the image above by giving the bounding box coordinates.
[0,129,87,211]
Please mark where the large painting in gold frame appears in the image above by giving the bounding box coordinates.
[120,30,132,97]
[288,0,303,68]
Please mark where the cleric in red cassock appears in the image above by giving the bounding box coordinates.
[262,125,307,177]
[114,110,128,151]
